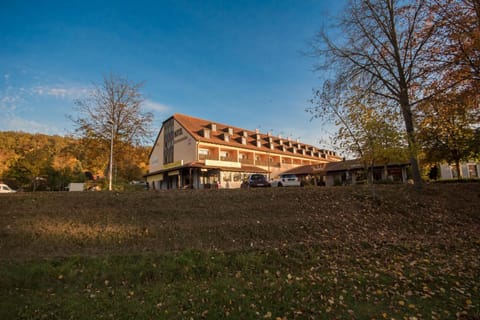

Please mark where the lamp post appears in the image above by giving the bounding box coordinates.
[108,119,114,191]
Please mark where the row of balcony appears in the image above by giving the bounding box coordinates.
[199,153,304,168]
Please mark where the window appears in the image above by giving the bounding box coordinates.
[468,165,478,178]
[202,129,210,138]
[163,119,174,164]
[220,151,229,160]
[199,149,210,159]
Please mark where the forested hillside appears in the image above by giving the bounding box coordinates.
[0,131,150,191]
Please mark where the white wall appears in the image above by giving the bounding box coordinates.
[149,129,165,173]
[173,119,196,164]
[439,162,480,179]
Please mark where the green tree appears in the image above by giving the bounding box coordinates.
[309,83,407,184]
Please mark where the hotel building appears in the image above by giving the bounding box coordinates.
[146,114,341,189]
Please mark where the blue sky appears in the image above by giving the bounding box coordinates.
[0,0,343,147]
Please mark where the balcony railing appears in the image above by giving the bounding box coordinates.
[220,156,237,162]
[255,160,281,167]
[198,154,217,160]
[239,158,254,165]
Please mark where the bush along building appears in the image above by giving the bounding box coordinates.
[146,114,342,189]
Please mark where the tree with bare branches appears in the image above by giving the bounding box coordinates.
[70,74,153,190]
[309,0,444,188]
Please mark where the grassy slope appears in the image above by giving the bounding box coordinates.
[0,184,479,319]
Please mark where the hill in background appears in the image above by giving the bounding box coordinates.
[0,131,150,190]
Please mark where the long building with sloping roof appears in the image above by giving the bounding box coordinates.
[146,113,341,189]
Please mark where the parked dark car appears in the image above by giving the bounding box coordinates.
[241,174,271,188]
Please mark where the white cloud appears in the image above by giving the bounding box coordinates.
[0,115,63,135]
[31,85,91,99]
[143,99,171,113]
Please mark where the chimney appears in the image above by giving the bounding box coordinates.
[210,123,217,132]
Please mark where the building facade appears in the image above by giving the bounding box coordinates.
[280,159,410,186]
[438,162,480,180]
[146,114,342,189]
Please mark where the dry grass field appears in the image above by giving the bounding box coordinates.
[0,183,479,319]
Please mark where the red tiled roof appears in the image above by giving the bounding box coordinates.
[173,113,340,161]
[281,159,411,175]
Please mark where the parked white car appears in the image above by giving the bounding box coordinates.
[270,174,302,187]
[0,183,16,193]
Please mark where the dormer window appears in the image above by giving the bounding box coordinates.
[203,128,211,138]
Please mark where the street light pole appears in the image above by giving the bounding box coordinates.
[109,119,114,191]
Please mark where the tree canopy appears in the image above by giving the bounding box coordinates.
[309,0,480,184]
